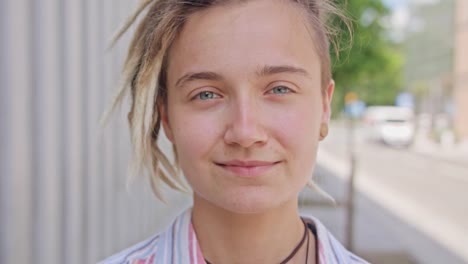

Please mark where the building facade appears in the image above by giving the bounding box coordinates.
[404,0,468,141]
[454,0,468,140]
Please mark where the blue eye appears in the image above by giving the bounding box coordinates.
[270,86,291,94]
[195,91,220,100]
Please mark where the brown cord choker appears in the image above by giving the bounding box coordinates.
[205,219,310,264]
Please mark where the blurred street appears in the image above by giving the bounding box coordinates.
[299,121,468,264]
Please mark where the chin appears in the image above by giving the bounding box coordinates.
[210,187,294,215]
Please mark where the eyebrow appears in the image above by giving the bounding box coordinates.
[175,71,224,89]
[257,65,310,77]
[174,65,310,88]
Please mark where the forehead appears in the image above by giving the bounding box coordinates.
[167,0,321,83]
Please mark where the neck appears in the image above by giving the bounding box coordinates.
[191,195,311,264]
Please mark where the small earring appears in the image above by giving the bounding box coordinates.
[319,124,328,141]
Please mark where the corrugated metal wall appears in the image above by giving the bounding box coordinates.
[1,1,191,263]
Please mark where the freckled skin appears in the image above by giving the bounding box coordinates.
[160,0,334,214]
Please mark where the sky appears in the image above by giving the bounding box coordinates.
[383,0,407,9]
[383,0,440,8]
[382,0,412,41]
[381,0,441,41]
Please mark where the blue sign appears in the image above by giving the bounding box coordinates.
[395,92,414,109]
[345,100,366,118]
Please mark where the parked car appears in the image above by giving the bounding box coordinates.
[363,106,415,147]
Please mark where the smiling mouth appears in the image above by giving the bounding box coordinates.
[215,161,281,178]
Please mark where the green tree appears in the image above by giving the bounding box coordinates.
[330,0,403,115]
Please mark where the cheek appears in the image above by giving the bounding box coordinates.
[169,109,221,164]
[270,100,322,153]
[269,98,322,183]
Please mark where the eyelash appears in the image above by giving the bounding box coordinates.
[192,91,222,101]
[191,85,293,101]
[268,85,293,95]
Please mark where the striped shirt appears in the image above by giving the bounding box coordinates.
[99,208,369,264]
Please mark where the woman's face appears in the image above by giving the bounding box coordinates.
[162,0,334,213]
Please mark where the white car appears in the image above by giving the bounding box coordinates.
[363,106,415,147]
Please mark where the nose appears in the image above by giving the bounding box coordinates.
[223,97,268,148]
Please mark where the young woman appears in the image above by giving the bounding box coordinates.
[100,0,369,263]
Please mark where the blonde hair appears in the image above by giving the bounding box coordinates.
[103,0,350,201]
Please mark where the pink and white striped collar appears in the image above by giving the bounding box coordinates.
[175,208,369,264]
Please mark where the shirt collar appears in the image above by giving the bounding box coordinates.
[163,208,352,264]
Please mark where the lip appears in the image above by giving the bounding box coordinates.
[215,160,280,178]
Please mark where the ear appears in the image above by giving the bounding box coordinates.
[158,102,175,143]
[321,80,335,124]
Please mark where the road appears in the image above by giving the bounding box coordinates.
[299,121,468,264]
